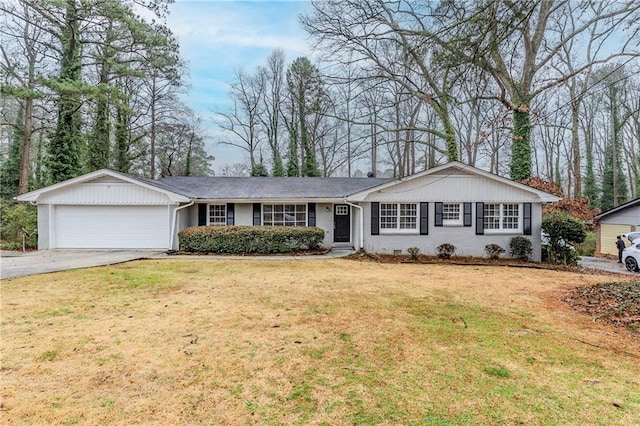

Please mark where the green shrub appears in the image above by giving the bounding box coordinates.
[509,236,532,261]
[436,243,456,259]
[0,201,37,249]
[576,231,596,256]
[542,213,586,265]
[178,226,325,254]
[485,243,505,260]
[407,246,421,262]
[542,243,580,266]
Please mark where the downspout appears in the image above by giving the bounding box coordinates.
[343,199,364,250]
[169,201,194,251]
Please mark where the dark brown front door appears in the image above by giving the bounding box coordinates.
[334,204,351,243]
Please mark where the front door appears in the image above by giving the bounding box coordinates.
[334,204,351,243]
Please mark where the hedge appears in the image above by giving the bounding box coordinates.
[178,226,325,254]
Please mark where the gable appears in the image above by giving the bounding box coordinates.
[349,162,560,203]
[38,180,175,205]
[358,174,542,203]
[16,169,190,205]
[598,204,640,225]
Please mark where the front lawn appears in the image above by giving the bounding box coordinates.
[2,260,639,425]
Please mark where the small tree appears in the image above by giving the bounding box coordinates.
[541,213,586,265]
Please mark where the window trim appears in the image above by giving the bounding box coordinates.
[208,203,227,226]
[483,203,522,234]
[442,202,464,226]
[262,203,308,227]
[379,202,418,234]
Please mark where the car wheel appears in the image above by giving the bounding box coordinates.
[624,256,640,272]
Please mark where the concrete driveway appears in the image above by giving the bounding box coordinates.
[578,256,638,276]
[0,250,165,279]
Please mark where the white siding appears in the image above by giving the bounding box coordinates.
[37,204,50,250]
[39,182,172,205]
[365,175,538,203]
[316,203,333,246]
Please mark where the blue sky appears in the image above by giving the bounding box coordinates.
[166,0,313,169]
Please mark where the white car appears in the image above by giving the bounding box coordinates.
[622,242,640,272]
[622,232,640,244]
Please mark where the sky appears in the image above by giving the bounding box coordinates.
[165,0,313,170]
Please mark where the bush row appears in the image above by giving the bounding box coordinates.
[178,225,325,254]
[406,237,534,261]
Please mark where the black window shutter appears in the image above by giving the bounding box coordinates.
[420,202,429,235]
[198,204,207,226]
[523,202,532,235]
[253,203,261,226]
[371,202,380,235]
[434,202,443,227]
[475,202,484,235]
[463,202,472,227]
[226,203,235,226]
[308,203,316,227]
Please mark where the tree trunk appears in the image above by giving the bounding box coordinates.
[570,99,581,199]
[510,105,533,180]
[18,98,33,194]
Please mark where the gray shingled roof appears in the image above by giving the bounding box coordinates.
[144,176,392,200]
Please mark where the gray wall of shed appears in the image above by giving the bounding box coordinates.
[599,205,640,226]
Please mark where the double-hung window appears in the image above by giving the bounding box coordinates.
[483,203,520,232]
[263,204,307,227]
[208,204,227,226]
[380,203,417,232]
[442,203,463,226]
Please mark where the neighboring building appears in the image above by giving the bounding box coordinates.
[16,162,561,260]
[594,198,640,256]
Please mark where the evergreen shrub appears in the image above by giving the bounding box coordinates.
[178,225,325,254]
[509,236,533,261]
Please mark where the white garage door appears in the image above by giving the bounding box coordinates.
[54,205,170,249]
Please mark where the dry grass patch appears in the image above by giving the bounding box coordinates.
[2,259,639,425]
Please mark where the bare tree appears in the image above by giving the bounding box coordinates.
[216,68,264,172]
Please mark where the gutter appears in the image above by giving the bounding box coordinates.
[169,201,194,251]
[343,199,364,250]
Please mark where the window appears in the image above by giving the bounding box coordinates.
[208,204,226,226]
[484,203,520,231]
[335,205,349,215]
[442,203,462,225]
[263,204,307,227]
[380,203,417,232]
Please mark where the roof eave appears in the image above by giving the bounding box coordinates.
[14,169,190,204]
[595,197,640,219]
[346,161,563,202]
[194,197,348,203]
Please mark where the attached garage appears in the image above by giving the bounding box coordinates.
[17,170,191,250]
[53,205,171,249]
